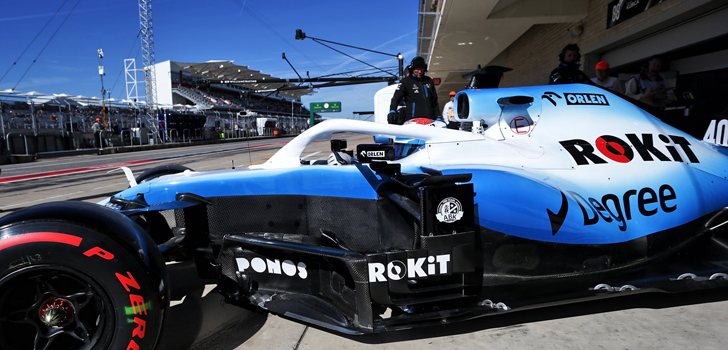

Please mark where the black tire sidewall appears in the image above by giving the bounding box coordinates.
[0,220,163,350]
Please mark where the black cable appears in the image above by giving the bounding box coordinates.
[354,68,398,78]
[312,38,397,78]
[305,36,398,57]
[315,66,397,79]
[0,0,71,85]
[281,53,304,91]
[110,30,142,99]
[242,5,327,73]
[282,53,303,81]
[13,0,82,91]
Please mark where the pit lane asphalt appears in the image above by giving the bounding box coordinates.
[2,136,728,350]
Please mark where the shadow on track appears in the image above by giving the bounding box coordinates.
[339,288,728,344]
[158,261,268,350]
[187,309,268,350]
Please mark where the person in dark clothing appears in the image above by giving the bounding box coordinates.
[548,43,590,85]
[388,56,439,124]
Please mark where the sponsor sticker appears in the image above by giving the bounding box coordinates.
[547,184,678,234]
[560,133,699,165]
[236,257,308,279]
[356,144,394,162]
[368,254,451,282]
[365,150,386,158]
[564,93,609,106]
[436,197,464,223]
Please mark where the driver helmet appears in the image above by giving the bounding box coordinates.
[327,152,352,166]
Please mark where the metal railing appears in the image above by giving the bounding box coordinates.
[1,121,308,159]
[6,133,30,155]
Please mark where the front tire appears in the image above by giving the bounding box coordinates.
[135,164,191,184]
[0,220,165,350]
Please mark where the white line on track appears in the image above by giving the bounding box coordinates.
[13,140,284,172]
[91,183,126,190]
[5,190,85,208]
[301,151,320,159]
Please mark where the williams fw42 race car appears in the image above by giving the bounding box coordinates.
[1,84,728,349]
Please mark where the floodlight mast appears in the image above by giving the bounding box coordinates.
[295,29,404,79]
[281,52,303,81]
[218,76,395,93]
[139,0,161,144]
[97,48,108,129]
[203,30,402,94]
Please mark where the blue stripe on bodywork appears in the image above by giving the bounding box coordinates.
[443,167,728,245]
[114,166,380,205]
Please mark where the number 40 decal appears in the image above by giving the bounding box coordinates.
[703,119,728,146]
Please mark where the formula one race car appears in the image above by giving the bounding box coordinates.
[1,84,728,349]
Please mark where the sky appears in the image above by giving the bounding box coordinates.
[0,0,418,119]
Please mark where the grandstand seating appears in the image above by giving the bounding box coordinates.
[0,61,321,161]
[173,86,214,109]
[173,82,312,118]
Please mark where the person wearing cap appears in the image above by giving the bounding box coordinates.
[591,60,623,94]
[388,56,439,124]
[442,91,457,125]
[91,118,102,148]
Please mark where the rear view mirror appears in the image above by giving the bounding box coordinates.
[330,139,348,152]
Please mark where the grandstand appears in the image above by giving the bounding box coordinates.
[0,60,320,163]
[153,60,316,138]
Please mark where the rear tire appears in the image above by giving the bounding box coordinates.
[0,220,165,350]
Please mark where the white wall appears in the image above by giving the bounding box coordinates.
[374,84,397,124]
[152,61,173,107]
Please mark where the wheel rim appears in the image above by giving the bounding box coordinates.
[0,266,113,350]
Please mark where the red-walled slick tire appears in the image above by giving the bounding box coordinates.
[0,220,165,350]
